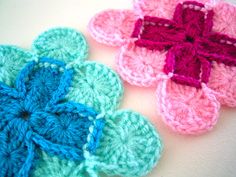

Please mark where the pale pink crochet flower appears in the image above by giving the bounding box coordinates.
[88,0,236,134]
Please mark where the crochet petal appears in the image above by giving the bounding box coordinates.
[15,58,73,110]
[208,62,236,107]
[0,45,34,86]
[30,102,104,160]
[156,79,220,134]
[116,42,166,87]
[33,28,88,63]
[0,120,35,177]
[66,61,123,112]
[88,10,137,46]
[134,0,177,18]
[133,0,181,18]
[96,110,162,177]
[213,2,236,38]
[133,0,211,18]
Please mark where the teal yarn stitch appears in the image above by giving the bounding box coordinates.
[96,110,162,177]
[0,27,163,177]
[33,28,88,62]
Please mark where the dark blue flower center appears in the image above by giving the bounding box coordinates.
[20,111,31,120]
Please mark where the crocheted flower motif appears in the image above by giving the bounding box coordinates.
[0,28,162,177]
[89,0,236,134]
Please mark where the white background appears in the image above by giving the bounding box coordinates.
[0,0,236,177]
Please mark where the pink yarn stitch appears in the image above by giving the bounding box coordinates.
[88,0,236,134]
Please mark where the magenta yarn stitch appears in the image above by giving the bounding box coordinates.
[88,0,236,134]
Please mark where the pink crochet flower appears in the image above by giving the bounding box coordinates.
[88,0,236,134]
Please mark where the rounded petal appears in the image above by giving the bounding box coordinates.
[133,0,181,18]
[88,10,137,46]
[213,2,236,38]
[32,151,97,177]
[116,42,166,87]
[208,62,236,107]
[32,28,88,63]
[156,79,220,134]
[0,119,35,177]
[32,151,99,177]
[66,61,123,112]
[0,45,34,86]
[96,110,162,177]
[16,58,73,110]
[133,0,212,19]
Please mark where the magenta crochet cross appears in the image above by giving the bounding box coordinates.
[89,0,236,135]
[132,1,236,88]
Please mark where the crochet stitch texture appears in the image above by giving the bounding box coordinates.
[0,28,162,177]
[88,0,236,134]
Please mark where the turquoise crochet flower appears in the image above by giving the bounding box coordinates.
[0,28,162,177]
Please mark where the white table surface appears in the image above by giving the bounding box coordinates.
[0,0,236,177]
